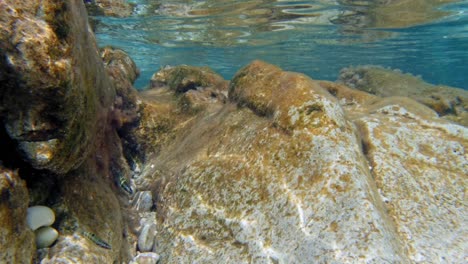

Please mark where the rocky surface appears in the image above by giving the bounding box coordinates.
[85,0,133,18]
[0,0,114,174]
[0,167,35,263]
[339,65,468,126]
[0,0,139,263]
[1,0,466,263]
[133,60,467,263]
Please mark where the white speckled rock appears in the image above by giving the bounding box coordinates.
[138,223,156,252]
[139,61,467,263]
[143,61,409,263]
[354,98,468,263]
[132,191,153,212]
[35,226,59,249]
[129,252,160,264]
[26,206,55,231]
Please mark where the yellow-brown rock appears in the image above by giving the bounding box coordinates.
[339,65,468,126]
[141,61,410,262]
[0,167,35,263]
[135,61,466,263]
[41,166,123,263]
[85,0,133,18]
[0,0,114,174]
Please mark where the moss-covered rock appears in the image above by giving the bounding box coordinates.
[134,61,466,263]
[0,0,115,174]
[84,0,133,18]
[339,65,468,126]
[0,166,35,263]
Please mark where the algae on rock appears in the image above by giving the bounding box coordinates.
[135,60,467,263]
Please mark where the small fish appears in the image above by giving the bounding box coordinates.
[119,175,134,195]
[82,231,112,249]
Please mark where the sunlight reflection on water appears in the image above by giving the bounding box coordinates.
[92,0,468,89]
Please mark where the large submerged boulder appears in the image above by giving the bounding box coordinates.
[0,1,138,263]
[0,0,114,174]
[137,60,467,263]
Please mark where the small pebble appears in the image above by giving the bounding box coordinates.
[129,252,160,264]
[138,223,156,252]
[132,191,153,212]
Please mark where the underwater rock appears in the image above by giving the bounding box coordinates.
[138,60,466,263]
[0,0,115,174]
[338,65,468,126]
[353,100,467,263]
[132,191,153,212]
[138,223,156,252]
[41,169,123,263]
[1,0,139,263]
[85,0,133,17]
[26,205,55,231]
[142,60,408,262]
[321,80,467,262]
[101,46,142,165]
[0,167,35,263]
[150,65,228,94]
[101,46,140,85]
[150,65,228,113]
[35,226,59,249]
[130,252,160,264]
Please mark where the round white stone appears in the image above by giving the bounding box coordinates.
[35,226,58,248]
[26,205,55,231]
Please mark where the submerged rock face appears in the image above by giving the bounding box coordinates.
[85,0,133,18]
[41,167,123,263]
[138,60,467,263]
[338,65,468,126]
[0,0,114,174]
[0,167,35,263]
[0,1,137,263]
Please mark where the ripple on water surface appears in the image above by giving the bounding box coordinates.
[91,0,468,89]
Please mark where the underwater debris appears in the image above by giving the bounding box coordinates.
[82,231,112,249]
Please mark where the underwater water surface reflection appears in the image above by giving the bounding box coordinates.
[92,0,468,89]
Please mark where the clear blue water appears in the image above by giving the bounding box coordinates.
[93,0,468,90]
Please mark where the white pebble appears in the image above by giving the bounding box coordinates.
[130,252,160,264]
[26,206,55,231]
[35,226,58,248]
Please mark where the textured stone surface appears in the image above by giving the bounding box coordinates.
[41,167,123,263]
[131,65,228,161]
[354,101,467,263]
[338,65,468,126]
[0,167,35,263]
[138,223,156,252]
[85,0,133,17]
[132,191,154,212]
[135,60,467,263]
[323,80,468,263]
[130,252,161,264]
[0,1,139,263]
[140,61,408,262]
[0,0,115,174]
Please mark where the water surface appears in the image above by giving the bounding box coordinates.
[92,0,468,89]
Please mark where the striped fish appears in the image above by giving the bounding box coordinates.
[82,231,111,249]
[119,175,134,195]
